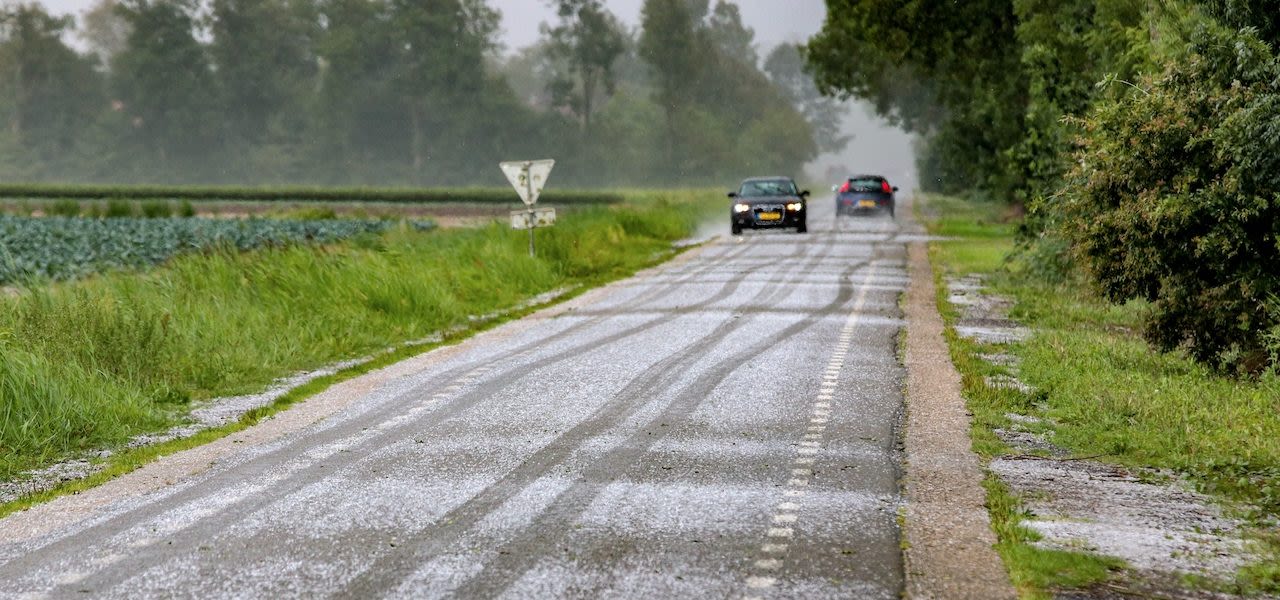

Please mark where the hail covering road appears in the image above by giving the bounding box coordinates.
[0,200,911,599]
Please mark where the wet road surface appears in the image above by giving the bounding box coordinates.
[0,203,911,599]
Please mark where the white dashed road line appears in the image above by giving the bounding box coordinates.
[741,269,876,597]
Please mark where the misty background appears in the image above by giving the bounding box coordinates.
[3,0,915,190]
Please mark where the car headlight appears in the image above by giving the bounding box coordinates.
[787,202,803,211]
[733,203,751,213]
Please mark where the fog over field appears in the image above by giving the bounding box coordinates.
[12,0,915,189]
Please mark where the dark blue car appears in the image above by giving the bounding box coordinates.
[835,175,897,218]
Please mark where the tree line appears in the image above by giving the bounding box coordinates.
[0,0,840,187]
[807,1,1280,373]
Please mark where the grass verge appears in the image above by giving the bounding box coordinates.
[0,190,720,494]
[0,284,588,519]
[921,193,1280,597]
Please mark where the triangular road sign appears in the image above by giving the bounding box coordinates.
[500,159,555,206]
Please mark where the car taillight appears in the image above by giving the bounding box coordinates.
[881,180,892,193]
[840,181,851,193]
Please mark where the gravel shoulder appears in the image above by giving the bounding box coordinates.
[901,206,1017,599]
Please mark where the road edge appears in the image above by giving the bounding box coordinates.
[901,239,1016,599]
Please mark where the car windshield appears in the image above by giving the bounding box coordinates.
[739,180,797,197]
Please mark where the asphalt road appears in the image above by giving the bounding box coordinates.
[0,201,912,599]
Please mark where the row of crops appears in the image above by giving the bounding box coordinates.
[0,216,401,285]
[0,183,623,205]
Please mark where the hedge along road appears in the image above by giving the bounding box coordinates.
[0,198,911,599]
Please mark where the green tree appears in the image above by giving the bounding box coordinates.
[543,0,626,133]
[112,0,218,175]
[311,0,536,184]
[0,4,105,172]
[764,43,849,154]
[80,0,130,71]
[706,0,756,66]
[639,0,703,170]
[806,0,1149,200]
[805,0,1027,195]
[1198,0,1280,45]
[388,0,500,175]
[208,0,318,146]
[1009,0,1149,206]
[498,41,557,108]
[639,0,816,181]
[0,0,819,186]
[312,0,400,180]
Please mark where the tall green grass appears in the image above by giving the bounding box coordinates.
[0,195,715,480]
[0,344,164,469]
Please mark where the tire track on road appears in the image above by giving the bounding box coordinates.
[18,237,821,597]
[444,255,879,599]
[0,240,759,592]
[325,234,845,597]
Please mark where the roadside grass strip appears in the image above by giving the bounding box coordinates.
[0,191,721,508]
[922,194,1280,597]
[742,269,875,599]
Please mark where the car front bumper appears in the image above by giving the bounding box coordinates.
[733,212,804,228]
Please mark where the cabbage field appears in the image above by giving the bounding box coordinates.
[0,216,401,285]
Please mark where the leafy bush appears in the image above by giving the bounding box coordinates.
[1058,24,1280,372]
[46,199,80,217]
[139,200,173,218]
[1266,295,1280,372]
[280,205,339,221]
[105,199,135,218]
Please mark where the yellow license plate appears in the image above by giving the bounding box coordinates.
[858,200,876,208]
[758,212,782,220]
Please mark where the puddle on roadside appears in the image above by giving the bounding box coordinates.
[946,275,1031,345]
[979,352,1021,368]
[985,374,1033,394]
[991,455,1256,583]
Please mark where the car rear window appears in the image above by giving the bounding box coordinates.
[845,177,885,192]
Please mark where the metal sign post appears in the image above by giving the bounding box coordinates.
[500,159,556,257]
[525,169,535,256]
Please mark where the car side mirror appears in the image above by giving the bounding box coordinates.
[727,192,738,198]
[831,185,839,193]
[800,190,810,198]
[892,186,899,192]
